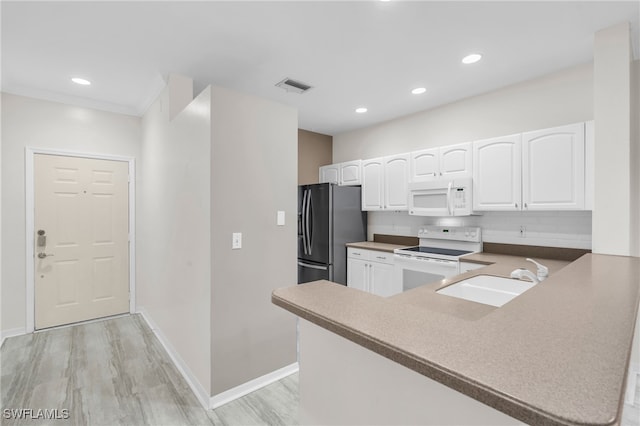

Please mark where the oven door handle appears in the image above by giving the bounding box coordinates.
[394,254,459,267]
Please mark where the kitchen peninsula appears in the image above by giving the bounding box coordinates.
[273,253,640,425]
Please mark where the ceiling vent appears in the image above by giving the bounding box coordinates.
[275,78,313,94]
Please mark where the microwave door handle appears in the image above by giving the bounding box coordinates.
[447,181,453,216]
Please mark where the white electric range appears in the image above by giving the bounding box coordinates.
[394,226,482,292]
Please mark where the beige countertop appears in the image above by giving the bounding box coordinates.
[346,241,410,253]
[272,253,640,426]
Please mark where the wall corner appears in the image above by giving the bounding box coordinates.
[168,74,194,121]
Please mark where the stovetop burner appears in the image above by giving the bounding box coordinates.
[393,226,482,260]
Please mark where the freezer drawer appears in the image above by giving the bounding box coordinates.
[298,260,334,284]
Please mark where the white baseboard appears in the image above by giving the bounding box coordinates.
[137,308,210,409]
[210,362,299,409]
[137,308,298,411]
[1,327,27,348]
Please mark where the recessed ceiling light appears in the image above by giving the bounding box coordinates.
[355,107,368,114]
[71,77,91,85]
[462,54,482,64]
[411,87,427,95]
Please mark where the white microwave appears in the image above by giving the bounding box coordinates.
[408,178,473,216]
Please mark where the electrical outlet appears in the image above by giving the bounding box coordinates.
[519,226,526,238]
[232,232,242,249]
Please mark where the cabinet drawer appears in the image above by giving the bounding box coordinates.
[369,252,394,264]
[348,247,371,260]
[347,248,395,264]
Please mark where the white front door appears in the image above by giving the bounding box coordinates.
[34,154,129,329]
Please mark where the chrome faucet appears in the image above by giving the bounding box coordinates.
[526,258,549,281]
[510,268,540,284]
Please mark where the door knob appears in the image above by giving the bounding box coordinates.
[37,253,54,259]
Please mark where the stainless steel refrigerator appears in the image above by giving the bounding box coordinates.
[298,183,367,285]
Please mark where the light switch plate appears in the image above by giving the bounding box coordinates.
[232,232,242,249]
[277,211,285,226]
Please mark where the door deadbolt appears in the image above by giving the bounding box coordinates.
[37,230,47,247]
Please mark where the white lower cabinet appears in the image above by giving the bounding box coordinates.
[347,248,399,297]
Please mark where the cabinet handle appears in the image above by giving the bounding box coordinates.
[524,203,528,209]
[515,203,518,209]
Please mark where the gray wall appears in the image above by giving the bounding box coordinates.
[333,62,593,161]
[1,93,141,334]
[332,62,596,250]
[210,86,298,395]
[298,129,332,185]
[137,78,212,397]
[592,23,635,256]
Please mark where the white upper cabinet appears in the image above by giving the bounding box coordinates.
[410,148,439,181]
[473,134,522,211]
[384,153,410,210]
[319,164,340,184]
[440,142,472,180]
[340,160,362,186]
[361,157,385,210]
[319,160,362,185]
[410,142,471,182]
[362,154,409,211]
[522,123,585,210]
[585,120,594,210]
[473,123,588,212]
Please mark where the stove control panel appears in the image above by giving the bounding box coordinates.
[417,226,481,242]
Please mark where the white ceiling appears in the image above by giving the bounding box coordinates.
[2,1,639,136]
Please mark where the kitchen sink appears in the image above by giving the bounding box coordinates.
[436,274,535,307]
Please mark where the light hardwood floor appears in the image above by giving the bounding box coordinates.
[1,314,299,425]
[2,314,638,426]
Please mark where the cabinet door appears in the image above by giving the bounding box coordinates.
[410,148,439,182]
[369,262,397,297]
[347,258,369,292]
[384,153,410,210]
[440,142,472,180]
[473,135,522,211]
[319,164,339,184]
[340,160,362,186]
[361,158,384,211]
[522,123,585,210]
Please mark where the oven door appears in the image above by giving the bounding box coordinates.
[394,254,459,292]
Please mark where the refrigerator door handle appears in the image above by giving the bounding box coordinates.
[298,261,328,271]
[301,189,308,255]
[305,189,312,255]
